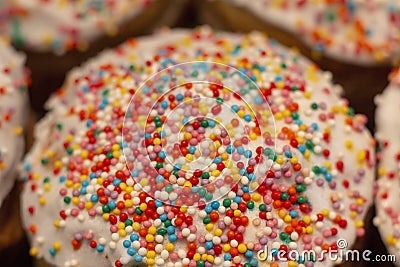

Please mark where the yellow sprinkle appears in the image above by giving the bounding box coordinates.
[237,110,245,118]
[53,242,61,251]
[146,234,155,243]
[118,229,127,237]
[303,216,311,224]
[183,181,192,188]
[180,206,188,213]
[386,235,398,246]
[278,210,286,219]
[193,253,201,261]
[252,193,261,202]
[234,210,241,217]
[44,183,51,192]
[276,157,284,164]
[39,197,46,206]
[201,254,208,261]
[207,255,214,263]
[146,259,155,266]
[185,154,193,162]
[305,226,313,234]
[206,223,214,232]
[355,220,364,228]
[118,222,125,229]
[85,202,93,210]
[72,197,80,205]
[288,261,297,267]
[284,215,292,223]
[132,222,140,231]
[214,229,223,236]
[211,170,221,177]
[356,198,364,206]
[140,203,147,211]
[238,244,247,253]
[102,214,109,220]
[165,243,174,252]
[65,180,73,188]
[148,226,157,235]
[357,151,366,162]
[53,220,60,228]
[125,199,133,208]
[321,209,329,217]
[29,247,39,257]
[223,244,231,252]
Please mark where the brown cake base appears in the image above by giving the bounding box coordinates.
[196,0,392,131]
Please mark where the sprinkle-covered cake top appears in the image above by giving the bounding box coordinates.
[22,27,375,267]
[222,0,400,65]
[0,0,155,54]
[374,68,400,266]
[0,36,27,206]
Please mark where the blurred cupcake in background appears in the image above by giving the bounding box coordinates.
[0,0,188,113]
[196,0,397,130]
[0,35,31,266]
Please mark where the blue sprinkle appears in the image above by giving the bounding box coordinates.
[127,247,136,256]
[134,255,143,262]
[242,185,249,193]
[289,210,298,218]
[96,245,104,252]
[245,250,253,258]
[233,196,241,203]
[231,104,239,113]
[156,175,164,183]
[167,226,175,234]
[237,146,245,155]
[155,200,162,207]
[90,194,99,203]
[159,214,167,221]
[205,241,213,249]
[158,151,166,159]
[204,206,213,214]
[213,157,222,164]
[108,200,116,209]
[243,114,252,122]
[244,150,252,158]
[226,145,235,154]
[211,201,220,209]
[168,234,177,242]
[239,168,247,176]
[112,179,121,186]
[208,120,216,128]
[298,145,306,153]
[130,234,139,242]
[176,93,184,101]
[123,240,131,248]
[59,175,66,183]
[284,150,292,158]
[224,254,232,261]
[247,173,255,181]
[49,248,56,256]
[161,100,168,109]
[188,146,196,154]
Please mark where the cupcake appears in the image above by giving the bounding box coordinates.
[0,0,187,113]
[0,36,30,265]
[196,0,395,130]
[21,26,375,267]
[374,68,400,266]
